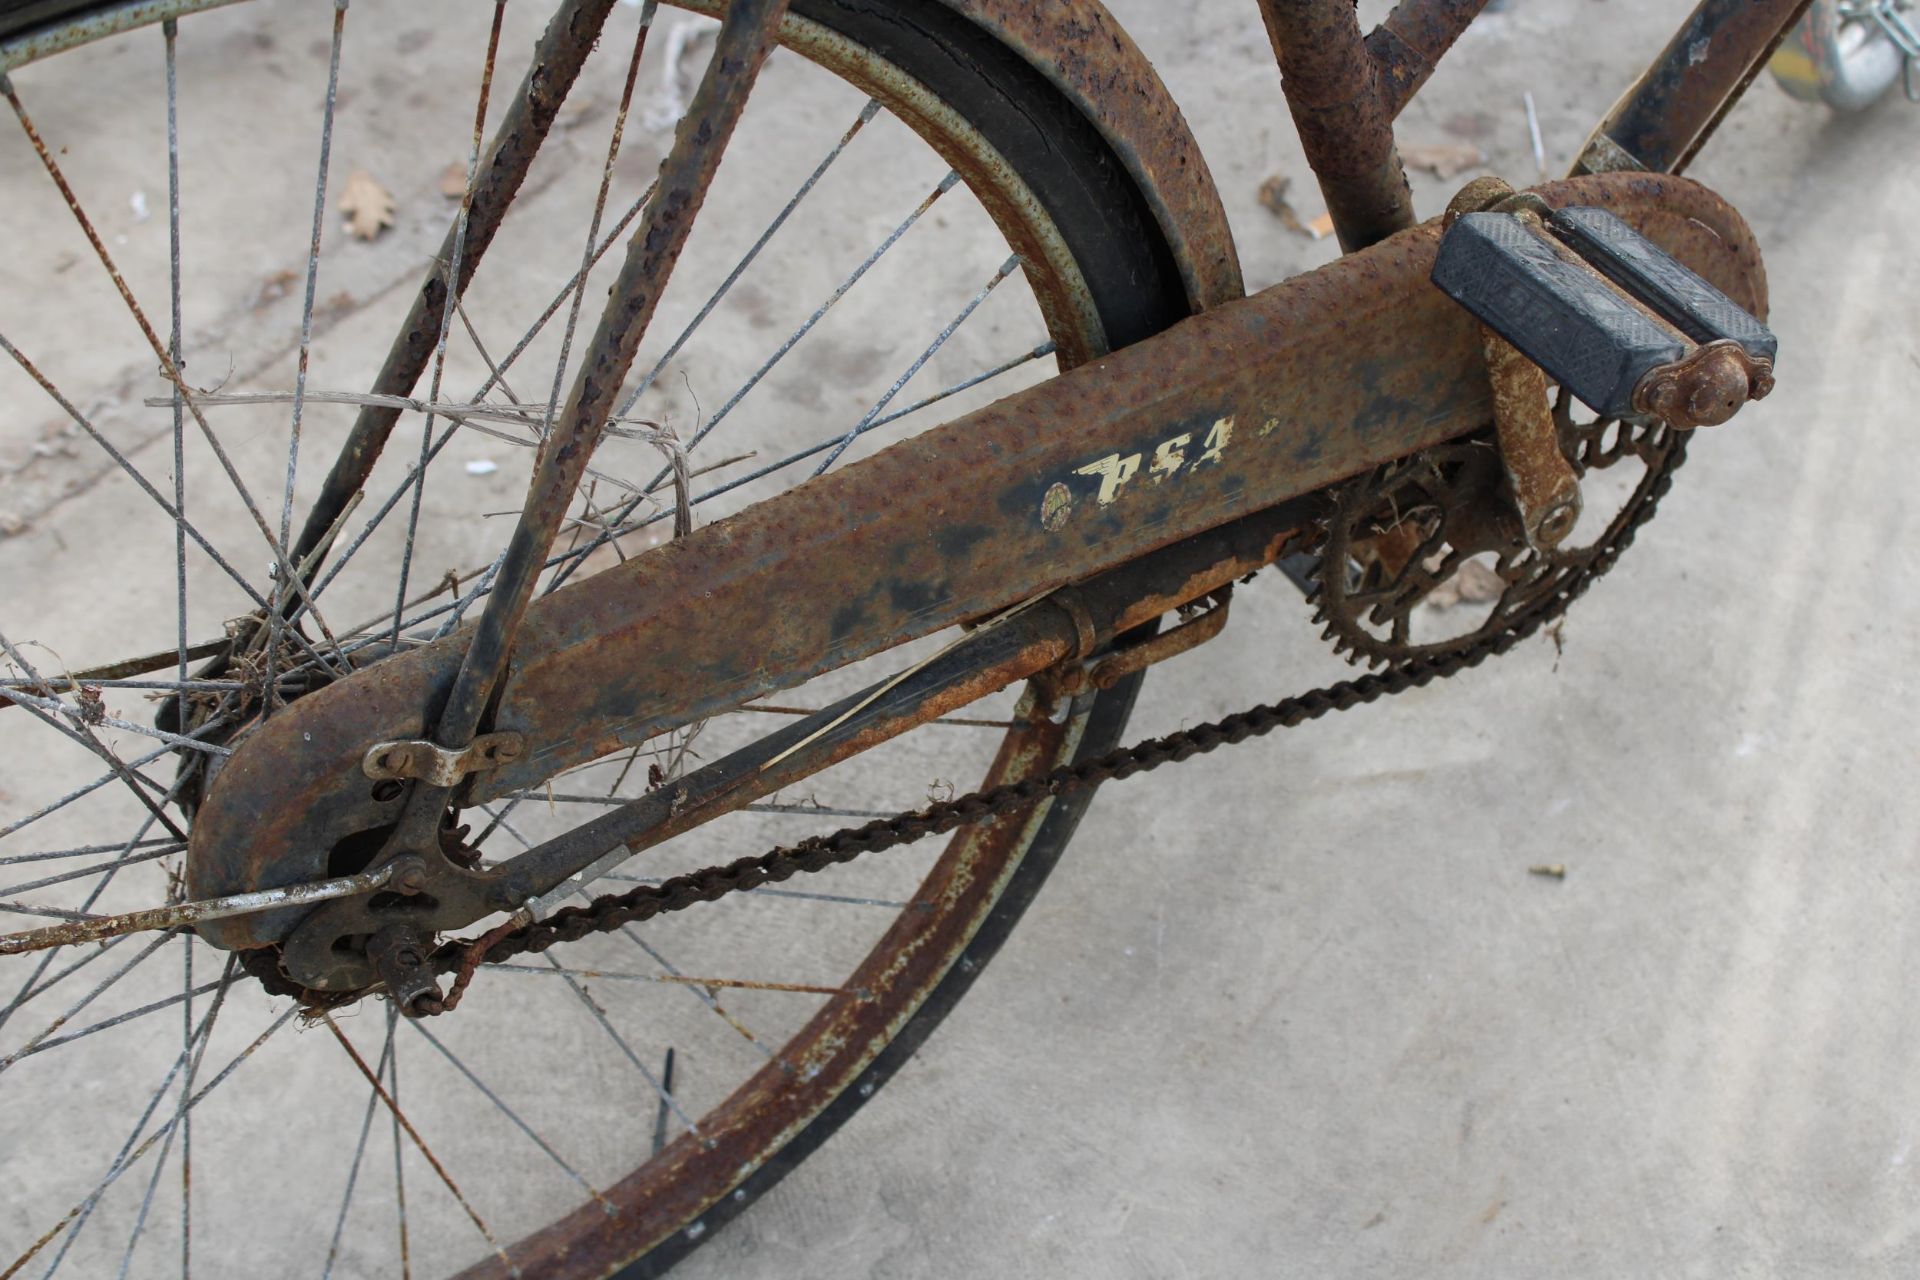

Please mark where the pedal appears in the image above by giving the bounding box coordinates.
[1432,202,1775,429]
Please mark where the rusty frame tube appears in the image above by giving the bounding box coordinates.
[289,0,620,568]
[1365,0,1494,118]
[1572,0,1816,176]
[1258,0,1417,253]
[188,172,1769,953]
[432,0,789,752]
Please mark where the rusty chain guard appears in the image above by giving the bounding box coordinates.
[241,416,1689,1012]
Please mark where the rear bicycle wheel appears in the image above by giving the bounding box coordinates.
[0,1,1193,1274]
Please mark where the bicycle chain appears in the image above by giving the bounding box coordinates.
[403,437,1687,1003]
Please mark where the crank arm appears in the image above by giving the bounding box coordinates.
[187,172,1769,953]
[277,501,1310,990]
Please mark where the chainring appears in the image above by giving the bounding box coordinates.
[1310,391,1688,667]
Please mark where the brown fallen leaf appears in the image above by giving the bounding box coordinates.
[1257,173,1310,237]
[253,267,299,309]
[1401,141,1485,181]
[437,161,467,199]
[1256,173,1291,216]
[339,168,395,241]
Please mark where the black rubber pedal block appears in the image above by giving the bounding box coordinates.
[1432,212,1685,418]
[1549,206,1776,363]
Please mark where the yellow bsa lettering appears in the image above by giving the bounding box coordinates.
[1197,416,1233,466]
[1150,433,1191,482]
[1073,451,1142,505]
[1054,419,1232,524]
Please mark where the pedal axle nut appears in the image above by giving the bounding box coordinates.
[1634,339,1774,429]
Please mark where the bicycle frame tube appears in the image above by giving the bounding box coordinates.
[1259,0,1813,250]
[1572,0,1817,175]
[188,172,1768,949]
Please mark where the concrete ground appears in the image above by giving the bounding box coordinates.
[1,1,1916,1277]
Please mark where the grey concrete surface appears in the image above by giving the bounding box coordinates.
[1,1,1916,1277]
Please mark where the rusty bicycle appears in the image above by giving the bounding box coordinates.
[0,0,1806,1275]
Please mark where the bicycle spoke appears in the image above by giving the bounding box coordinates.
[494,962,858,999]
[469,178,658,408]
[0,332,347,679]
[540,0,657,442]
[112,943,199,1280]
[408,1018,618,1209]
[320,1015,397,1280]
[0,630,192,847]
[0,755,157,848]
[0,802,177,1035]
[0,839,184,870]
[852,339,1056,436]
[811,253,1021,475]
[0,963,221,1075]
[323,1014,512,1272]
[532,951,707,1142]
[386,1006,411,1280]
[264,0,352,721]
[548,170,960,594]
[0,80,349,664]
[0,845,177,899]
[24,960,239,1280]
[176,929,193,1278]
[611,924,774,1061]
[389,0,508,652]
[613,96,885,424]
[0,684,231,761]
[163,15,189,739]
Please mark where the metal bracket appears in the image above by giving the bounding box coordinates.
[1044,588,1233,699]
[363,732,524,787]
[1482,325,1582,551]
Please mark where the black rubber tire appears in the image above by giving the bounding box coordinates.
[0,2,1192,1274]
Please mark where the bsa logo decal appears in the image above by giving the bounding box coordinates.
[1041,416,1236,529]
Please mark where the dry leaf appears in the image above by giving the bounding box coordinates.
[1256,173,1291,215]
[339,169,395,241]
[252,268,299,310]
[1257,173,1323,238]
[437,162,467,199]
[1401,142,1485,180]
